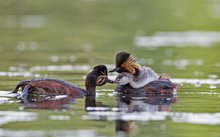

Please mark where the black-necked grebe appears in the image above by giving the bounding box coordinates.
[109,52,159,89]
[110,51,176,94]
[12,65,113,103]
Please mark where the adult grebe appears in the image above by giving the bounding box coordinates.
[109,52,159,88]
[12,65,113,103]
[109,51,176,94]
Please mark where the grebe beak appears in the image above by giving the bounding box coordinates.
[106,79,114,84]
[108,68,116,73]
[108,68,119,73]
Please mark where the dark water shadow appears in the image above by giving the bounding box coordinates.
[114,88,176,136]
[84,85,177,136]
[17,93,78,110]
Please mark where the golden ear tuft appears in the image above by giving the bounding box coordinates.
[123,55,139,74]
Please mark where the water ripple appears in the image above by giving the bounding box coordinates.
[0,71,40,77]
[134,31,220,47]
[108,75,220,86]
[83,111,220,125]
[0,111,37,126]
[0,129,97,137]
[172,78,220,85]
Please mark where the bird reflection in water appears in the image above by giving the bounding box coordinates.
[83,81,177,136]
[114,83,177,136]
[17,88,108,110]
[19,94,75,110]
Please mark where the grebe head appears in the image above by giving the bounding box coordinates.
[85,65,113,88]
[114,72,134,86]
[109,52,140,76]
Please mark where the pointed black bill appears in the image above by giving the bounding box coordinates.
[108,68,117,73]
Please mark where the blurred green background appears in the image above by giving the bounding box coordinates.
[0,0,220,76]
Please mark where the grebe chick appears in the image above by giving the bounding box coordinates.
[114,67,159,89]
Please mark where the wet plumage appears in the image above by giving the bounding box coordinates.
[12,65,112,103]
[13,78,86,97]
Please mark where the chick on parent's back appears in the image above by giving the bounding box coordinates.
[109,52,159,89]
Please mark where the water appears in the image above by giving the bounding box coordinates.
[0,129,97,137]
[134,31,220,47]
[0,64,219,136]
[0,0,220,137]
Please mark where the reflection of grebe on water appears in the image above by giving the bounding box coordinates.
[115,83,177,135]
[83,79,177,136]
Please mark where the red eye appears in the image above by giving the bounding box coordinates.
[121,64,125,68]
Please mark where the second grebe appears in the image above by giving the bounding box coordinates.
[12,65,113,103]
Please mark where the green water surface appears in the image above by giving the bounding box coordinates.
[0,0,220,137]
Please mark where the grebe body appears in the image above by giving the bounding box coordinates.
[12,65,111,103]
